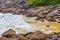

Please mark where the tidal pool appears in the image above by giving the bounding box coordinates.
[0,13,33,35]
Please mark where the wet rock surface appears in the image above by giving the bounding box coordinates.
[2,29,16,38]
[26,6,60,22]
[0,0,60,22]
[0,29,60,40]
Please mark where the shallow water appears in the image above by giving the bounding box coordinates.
[0,12,59,36]
[24,16,59,34]
[0,13,32,35]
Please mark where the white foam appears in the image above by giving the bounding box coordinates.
[0,13,32,35]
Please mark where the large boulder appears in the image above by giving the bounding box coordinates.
[26,31,47,40]
[2,29,16,38]
[46,9,60,21]
[26,7,41,17]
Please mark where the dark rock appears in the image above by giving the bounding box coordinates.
[2,29,16,38]
[16,34,27,40]
[46,25,50,27]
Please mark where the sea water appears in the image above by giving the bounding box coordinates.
[0,13,32,35]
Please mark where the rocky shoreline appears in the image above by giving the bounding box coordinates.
[0,0,60,23]
[0,29,60,40]
[0,0,60,40]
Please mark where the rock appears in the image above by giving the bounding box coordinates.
[36,17,44,22]
[46,32,59,40]
[57,19,60,23]
[27,31,47,40]
[46,16,56,21]
[16,9,26,15]
[22,32,33,37]
[47,10,60,17]
[25,6,60,22]
[8,37,18,40]
[0,36,18,40]
[37,12,44,18]
[0,37,8,40]
[2,29,16,38]
[45,10,60,21]
[16,34,27,40]
[26,32,34,39]
[46,25,50,27]
[57,37,60,40]
[45,38,54,40]
[0,29,60,40]
[26,7,45,17]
